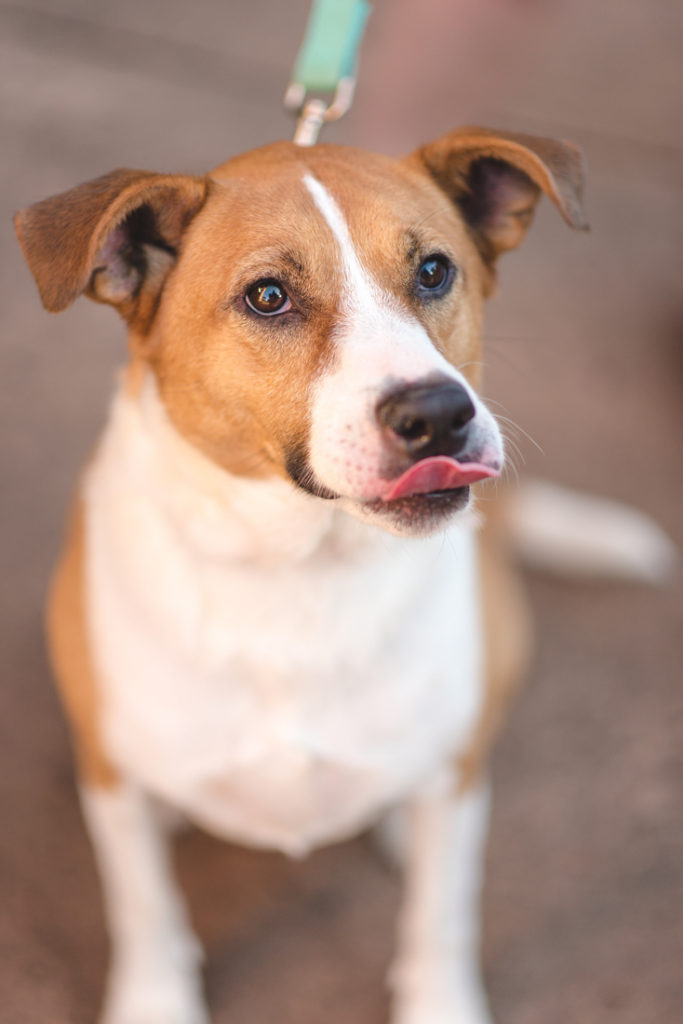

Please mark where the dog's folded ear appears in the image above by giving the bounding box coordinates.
[14,169,210,327]
[410,126,588,265]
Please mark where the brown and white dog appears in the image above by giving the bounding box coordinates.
[15,127,588,1024]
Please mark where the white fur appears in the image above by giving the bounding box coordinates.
[80,783,206,1024]
[302,174,503,504]
[84,376,485,858]
[391,778,493,1024]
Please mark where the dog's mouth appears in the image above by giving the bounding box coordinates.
[363,485,472,523]
[380,455,499,503]
[286,447,500,524]
[359,454,500,529]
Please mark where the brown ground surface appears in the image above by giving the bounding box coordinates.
[1,2,681,1022]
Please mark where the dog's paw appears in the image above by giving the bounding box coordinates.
[100,989,209,1024]
[100,960,209,1024]
[391,980,493,1024]
[391,998,493,1024]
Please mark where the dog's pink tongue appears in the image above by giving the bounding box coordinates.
[384,456,499,501]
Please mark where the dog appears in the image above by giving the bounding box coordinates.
[15,126,588,1024]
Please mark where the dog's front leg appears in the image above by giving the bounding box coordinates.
[80,781,208,1024]
[390,774,493,1024]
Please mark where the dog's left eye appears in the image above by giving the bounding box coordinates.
[245,279,291,316]
[416,255,454,295]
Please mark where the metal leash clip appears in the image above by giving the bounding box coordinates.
[284,78,357,147]
[284,0,371,147]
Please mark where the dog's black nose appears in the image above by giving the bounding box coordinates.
[377,380,476,458]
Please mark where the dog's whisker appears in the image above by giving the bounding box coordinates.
[496,416,544,455]
[481,399,544,456]
[500,429,525,462]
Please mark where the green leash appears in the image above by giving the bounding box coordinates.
[284,0,371,146]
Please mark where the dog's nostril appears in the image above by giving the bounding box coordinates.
[450,394,476,431]
[450,408,474,434]
[397,416,431,444]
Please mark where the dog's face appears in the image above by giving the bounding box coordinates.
[15,129,587,536]
[152,144,503,535]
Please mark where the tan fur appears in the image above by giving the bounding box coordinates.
[413,126,588,265]
[457,496,534,791]
[45,498,118,787]
[14,171,209,322]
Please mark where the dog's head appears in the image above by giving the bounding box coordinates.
[15,128,587,536]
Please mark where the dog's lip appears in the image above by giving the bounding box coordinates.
[381,455,499,502]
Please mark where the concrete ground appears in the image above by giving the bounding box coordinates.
[1,1,681,1022]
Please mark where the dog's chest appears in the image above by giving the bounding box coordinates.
[84,389,484,855]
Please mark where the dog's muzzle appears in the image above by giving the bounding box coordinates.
[373,378,498,502]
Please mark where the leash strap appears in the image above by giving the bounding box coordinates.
[285,0,371,146]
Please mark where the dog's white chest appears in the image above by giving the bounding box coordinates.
[84,386,484,855]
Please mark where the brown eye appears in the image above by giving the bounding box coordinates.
[245,279,291,316]
[417,255,453,293]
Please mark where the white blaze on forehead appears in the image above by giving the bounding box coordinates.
[303,172,390,325]
[302,173,359,268]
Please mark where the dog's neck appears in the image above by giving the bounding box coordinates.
[95,372,424,568]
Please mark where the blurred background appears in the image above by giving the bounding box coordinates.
[1,1,681,1021]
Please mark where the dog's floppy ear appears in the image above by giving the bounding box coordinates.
[14,169,210,327]
[410,126,588,265]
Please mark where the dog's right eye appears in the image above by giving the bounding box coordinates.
[244,279,291,316]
